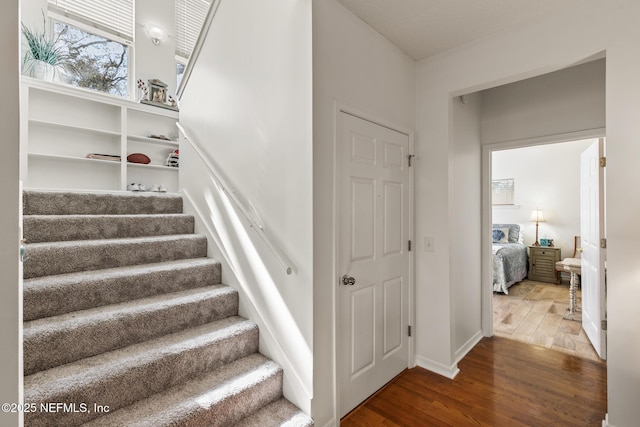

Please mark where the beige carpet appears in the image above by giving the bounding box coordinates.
[493,280,602,362]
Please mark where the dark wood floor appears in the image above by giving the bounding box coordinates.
[341,336,607,427]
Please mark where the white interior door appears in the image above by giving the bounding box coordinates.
[338,112,410,417]
[580,138,606,359]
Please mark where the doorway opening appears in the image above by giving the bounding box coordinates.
[488,138,606,362]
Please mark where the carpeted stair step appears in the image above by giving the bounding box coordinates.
[23,213,195,243]
[235,398,314,426]
[23,234,207,279]
[23,190,183,215]
[82,353,283,427]
[24,317,259,427]
[24,258,221,321]
[24,285,239,375]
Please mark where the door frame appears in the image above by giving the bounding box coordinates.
[481,128,605,336]
[332,102,415,419]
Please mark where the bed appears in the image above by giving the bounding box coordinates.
[492,223,528,294]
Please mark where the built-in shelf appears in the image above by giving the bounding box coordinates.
[127,134,179,147]
[29,152,122,166]
[29,119,122,137]
[126,162,179,171]
[22,77,179,192]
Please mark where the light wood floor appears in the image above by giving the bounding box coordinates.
[493,280,600,361]
[341,336,607,426]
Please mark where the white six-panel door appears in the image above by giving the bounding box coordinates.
[338,112,410,417]
[580,138,606,359]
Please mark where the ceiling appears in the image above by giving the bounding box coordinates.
[336,0,577,61]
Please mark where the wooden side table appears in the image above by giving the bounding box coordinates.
[528,246,561,283]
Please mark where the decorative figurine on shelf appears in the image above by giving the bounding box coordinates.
[166,149,179,167]
[168,95,177,108]
[136,79,148,102]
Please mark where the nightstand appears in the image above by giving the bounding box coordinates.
[528,246,561,283]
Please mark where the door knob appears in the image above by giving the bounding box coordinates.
[342,275,356,286]
[577,247,583,253]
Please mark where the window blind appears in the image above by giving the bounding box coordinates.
[492,179,515,205]
[47,0,134,41]
[175,0,211,59]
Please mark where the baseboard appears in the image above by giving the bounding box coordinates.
[455,330,483,363]
[415,355,460,379]
[602,413,614,427]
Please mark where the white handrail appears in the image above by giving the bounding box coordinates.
[176,0,222,99]
[177,123,296,275]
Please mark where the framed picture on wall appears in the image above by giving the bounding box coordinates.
[492,179,514,205]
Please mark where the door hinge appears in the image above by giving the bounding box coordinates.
[600,156,606,167]
[408,325,412,337]
[408,154,415,167]
[408,240,412,251]
[600,238,607,249]
[601,320,607,330]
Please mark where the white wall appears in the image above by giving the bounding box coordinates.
[0,1,21,426]
[451,92,483,360]
[416,1,640,425]
[313,0,416,424]
[135,0,178,99]
[179,0,313,415]
[492,139,596,252]
[481,59,605,144]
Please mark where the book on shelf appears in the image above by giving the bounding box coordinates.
[86,153,122,161]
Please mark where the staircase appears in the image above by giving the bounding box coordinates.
[22,190,312,427]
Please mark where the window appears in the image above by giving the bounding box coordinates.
[492,179,515,205]
[175,0,211,60]
[53,21,129,97]
[176,62,186,89]
[47,0,133,97]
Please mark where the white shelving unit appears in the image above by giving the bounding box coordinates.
[21,77,180,192]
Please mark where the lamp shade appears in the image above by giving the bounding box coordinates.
[530,209,546,223]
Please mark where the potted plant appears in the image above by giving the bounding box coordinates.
[21,14,73,81]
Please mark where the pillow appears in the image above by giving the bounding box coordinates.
[493,223,521,243]
[516,224,524,244]
[492,227,510,243]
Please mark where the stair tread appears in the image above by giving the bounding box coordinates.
[25,316,257,401]
[23,190,184,215]
[25,284,237,331]
[24,213,195,242]
[23,234,208,279]
[24,285,239,374]
[24,258,219,287]
[24,258,221,320]
[236,398,313,427]
[82,353,281,427]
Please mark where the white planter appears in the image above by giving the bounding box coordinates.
[28,61,55,82]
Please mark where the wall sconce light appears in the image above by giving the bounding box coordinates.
[144,24,168,45]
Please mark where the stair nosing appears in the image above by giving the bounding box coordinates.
[25,233,206,249]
